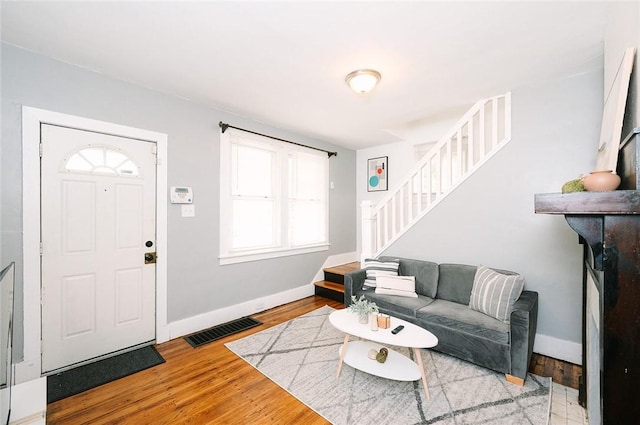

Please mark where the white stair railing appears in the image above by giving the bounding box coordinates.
[361,93,511,261]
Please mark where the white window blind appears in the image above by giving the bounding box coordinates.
[289,151,327,247]
[220,129,329,264]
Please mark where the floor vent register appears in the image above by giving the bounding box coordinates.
[184,316,262,348]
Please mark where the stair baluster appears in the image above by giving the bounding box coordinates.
[361,92,512,262]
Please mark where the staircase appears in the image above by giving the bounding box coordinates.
[361,93,512,260]
[313,262,360,303]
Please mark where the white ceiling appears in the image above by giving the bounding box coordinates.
[1,1,609,150]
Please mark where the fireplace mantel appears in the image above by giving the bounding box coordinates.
[535,190,640,216]
[535,190,640,424]
[536,190,640,270]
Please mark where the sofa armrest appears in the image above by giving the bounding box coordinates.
[344,269,367,306]
[509,290,538,380]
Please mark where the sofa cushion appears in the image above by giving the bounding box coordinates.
[375,275,418,298]
[416,299,509,344]
[396,258,439,298]
[469,266,525,322]
[436,264,477,304]
[363,258,399,288]
[364,292,434,318]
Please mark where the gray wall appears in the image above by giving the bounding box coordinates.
[381,70,603,344]
[0,43,356,358]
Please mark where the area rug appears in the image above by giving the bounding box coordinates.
[225,306,550,425]
[47,345,165,403]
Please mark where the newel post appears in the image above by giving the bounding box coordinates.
[361,200,376,263]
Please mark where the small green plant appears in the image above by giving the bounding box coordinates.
[348,295,379,321]
[562,177,585,193]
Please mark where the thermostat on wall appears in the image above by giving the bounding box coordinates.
[170,186,193,204]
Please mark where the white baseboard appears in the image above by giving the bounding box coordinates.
[9,377,46,425]
[168,283,314,340]
[311,251,358,283]
[169,251,359,341]
[533,333,582,365]
[13,358,41,384]
[9,412,45,425]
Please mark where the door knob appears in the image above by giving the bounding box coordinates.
[144,252,157,264]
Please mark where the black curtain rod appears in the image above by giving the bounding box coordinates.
[219,121,337,158]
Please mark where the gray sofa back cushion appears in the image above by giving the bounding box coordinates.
[436,263,477,304]
[379,256,439,298]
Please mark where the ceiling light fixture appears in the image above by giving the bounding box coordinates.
[345,69,381,94]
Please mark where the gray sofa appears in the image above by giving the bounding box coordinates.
[344,256,538,385]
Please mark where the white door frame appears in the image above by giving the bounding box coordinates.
[18,106,169,383]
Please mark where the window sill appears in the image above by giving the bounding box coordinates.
[219,244,330,265]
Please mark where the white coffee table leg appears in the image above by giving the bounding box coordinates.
[336,334,350,378]
[413,347,430,400]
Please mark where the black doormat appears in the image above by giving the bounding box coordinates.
[47,345,165,404]
[184,316,262,347]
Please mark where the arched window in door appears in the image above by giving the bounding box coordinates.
[63,145,140,176]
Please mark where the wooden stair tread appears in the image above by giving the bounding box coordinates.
[323,262,360,276]
[315,262,360,303]
[313,280,344,292]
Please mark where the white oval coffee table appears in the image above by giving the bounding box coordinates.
[329,309,438,400]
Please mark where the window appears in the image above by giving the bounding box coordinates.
[64,145,139,176]
[220,129,329,264]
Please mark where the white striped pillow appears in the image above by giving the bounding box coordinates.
[363,258,399,288]
[469,266,524,322]
[375,275,418,298]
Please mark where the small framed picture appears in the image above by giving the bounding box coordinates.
[367,156,388,192]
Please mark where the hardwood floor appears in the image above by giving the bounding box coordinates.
[47,296,340,425]
[529,352,581,390]
[46,296,581,424]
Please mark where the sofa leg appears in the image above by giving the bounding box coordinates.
[505,374,525,386]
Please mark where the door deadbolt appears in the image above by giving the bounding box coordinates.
[145,252,157,264]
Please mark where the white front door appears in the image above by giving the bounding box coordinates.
[40,124,157,373]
